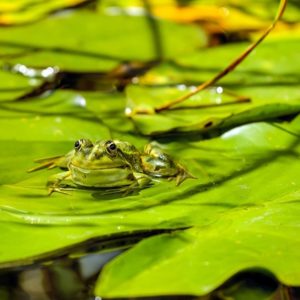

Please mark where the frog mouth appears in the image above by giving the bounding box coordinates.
[70,162,127,170]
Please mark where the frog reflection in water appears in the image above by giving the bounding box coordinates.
[29,139,195,194]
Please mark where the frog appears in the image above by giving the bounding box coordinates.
[28,139,194,195]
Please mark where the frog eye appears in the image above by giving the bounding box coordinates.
[106,140,117,154]
[75,139,93,151]
[108,143,116,150]
[74,140,81,150]
[74,139,82,150]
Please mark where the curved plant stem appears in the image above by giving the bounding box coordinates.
[155,0,288,113]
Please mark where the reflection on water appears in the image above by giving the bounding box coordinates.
[0,251,120,300]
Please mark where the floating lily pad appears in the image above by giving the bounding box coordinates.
[127,38,300,135]
[94,118,300,298]
[0,2,299,299]
[0,90,111,141]
[97,199,300,297]
[0,101,299,293]
[0,69,41,101]
[0,11,207,71]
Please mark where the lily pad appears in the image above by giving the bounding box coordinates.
[96,200,300,297]
[0,11,207,71]
[95,116,300,298]
[0,2,299,298]
[0,69,41,102]
[127,38,300,135]
[0,90,111,141]
[0,94,299,292]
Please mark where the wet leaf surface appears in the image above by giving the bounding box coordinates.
[128,38,300,135]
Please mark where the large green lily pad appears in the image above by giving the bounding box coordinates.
[0,84,299,299]
[95,119,300,298]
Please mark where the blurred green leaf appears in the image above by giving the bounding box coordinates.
[0,69,41,102]
[0,11,207,71]
[0,0,91,25]
[142,38,300,86]
[223,0,300,23]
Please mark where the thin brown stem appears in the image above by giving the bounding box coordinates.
[155,0,288,113]
[167,97,251,111]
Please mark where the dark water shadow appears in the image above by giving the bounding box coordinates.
[0,227,187,271]
[151,115,300,142]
